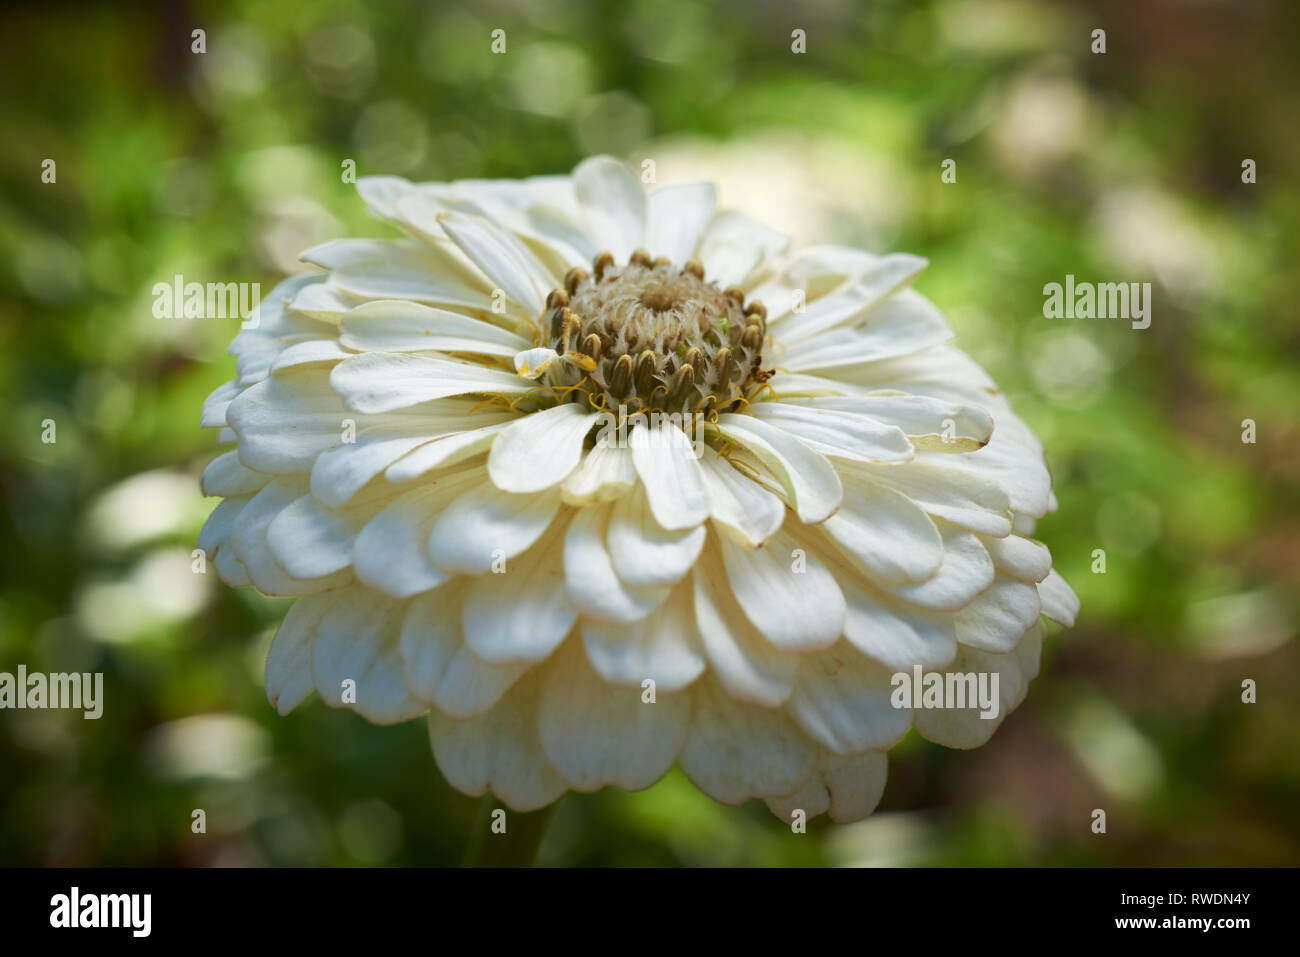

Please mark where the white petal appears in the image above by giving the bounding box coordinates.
[270,339,353,374]
[749,402,914,464]
[581,583,706,692]
[329,258,488,311]
[696,210,790,288]
[353,468,483,598]
[266,493,368,579]
[228,275,334,383]
[629,420,711,530]
[384,422,513,483]
[765,751,888,824]
[462,527,575,663]
[311,435,435,508]
[832,340,999,406]
[852,346,1052,516]
[226,373,348,473]
[563,503,668,624]
[518,205,598,267]
[955,577,1041,653]
[513,346,559,379]
[437,211,556,314]
[394,189,483,243]
[300,237,428,270]
[646,182,716,263]
[339,300,530,356]
[288,281,356,321]
[982,534,1052,583]
[198,496,247,555]
[354,175,420,222]
[787,642,911,754]
[774,255,929,345]
[304,232,492,308]
[778,286,951,367]
[488,403,597,493]
[573,156,646,262]
[887,523,995,611]
[839,578,957,673]
[265,592,333,715]
[918,419,1050,519]
[854,460,1012,537]
[201,380,241,428]
[766,372,856,399]
[699,448,785,547]
[1016,622,1044,686]
[230,479,353,596]
[715,413,842,524]
[428,482,562,574]
[719,530,844,651]
[786,394,993,452]
[429,671,569,812]
[780,321,947,373]
[748,243,878,313]
[213,546,251,587]
[202,498,254,591]
[692,547,797,707]
[821,481,943,584]
[331,352,528,414]
[679,675,816,805]
[311,587,425,724]
[400,584,526,718]
[560,440,637,505]
[1038,569,1080,626]
[911,626,1042,749]
[201,450,268,497]
[538,640,689,792]
[608,485,706,587]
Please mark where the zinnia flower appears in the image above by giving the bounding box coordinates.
[200,156,1078,823]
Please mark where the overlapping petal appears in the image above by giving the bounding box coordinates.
[200,155,1077,826]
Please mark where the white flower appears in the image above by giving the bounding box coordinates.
[200,156,1079,823]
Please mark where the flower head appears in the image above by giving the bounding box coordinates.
[201,156,1079,822]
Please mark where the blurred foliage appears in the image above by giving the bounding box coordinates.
[1,0,1297,867]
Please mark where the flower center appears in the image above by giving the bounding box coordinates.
[538,249,772,418]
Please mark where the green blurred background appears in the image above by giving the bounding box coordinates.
[2,0,1297,866]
